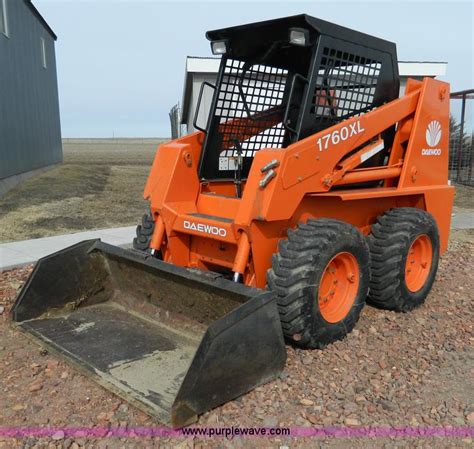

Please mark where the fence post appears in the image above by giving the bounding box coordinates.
[456,93,467,182]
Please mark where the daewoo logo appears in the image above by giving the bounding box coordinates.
[426,120,442,147]
[421,120,442,156]
[183,220,227,237]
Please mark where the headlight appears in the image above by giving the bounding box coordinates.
[211,40,228,55]
[289,28,310,46]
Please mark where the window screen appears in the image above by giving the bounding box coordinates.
[311,47,381,122]
[215,59,288,171]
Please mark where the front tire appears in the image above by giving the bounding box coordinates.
[267,219,370,349]
[368,208,440,312]
[133,213,158,254]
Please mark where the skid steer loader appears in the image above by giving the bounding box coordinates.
[13,14,454,427]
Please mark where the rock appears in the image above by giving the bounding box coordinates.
[367,404,376,414]
[367,365,379,374]
[51,431,64,441]
[70,443,79,449]
[345,418,360,426]
[343,402,358,413]
[47,359,59,370]
[342,353,351,363]
[307,414,319,424]
[379,399,397,412]
[28,380,43,392]
[262,416,278,427]
[97,412,109,422]
[466,412,474,424]
[301,356,313,366]
[378,360,388,369]
[206,412,219,424]
[60,371,69,380]
[0,306,5,314]
[12,404,26,411]
[355,395,366,403]
[300,398,314,406]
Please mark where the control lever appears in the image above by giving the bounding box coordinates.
[233,139,244,198]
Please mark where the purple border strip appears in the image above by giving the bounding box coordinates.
[0,426,472,439]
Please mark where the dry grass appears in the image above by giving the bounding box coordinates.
[0,139,166,242]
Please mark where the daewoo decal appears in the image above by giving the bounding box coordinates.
[183,220,227,237]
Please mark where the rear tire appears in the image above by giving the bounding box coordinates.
[368,208,440,312]
[133,213,161,258]
[267,219,370,349]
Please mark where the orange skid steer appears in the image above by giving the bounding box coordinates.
[13,14,454,427]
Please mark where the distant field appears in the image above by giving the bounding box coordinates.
[0,140,472,243]
[0,139,167,242]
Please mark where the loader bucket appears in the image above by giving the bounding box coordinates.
[12,240,286,427]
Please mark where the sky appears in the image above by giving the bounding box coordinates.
[34,0,473,138]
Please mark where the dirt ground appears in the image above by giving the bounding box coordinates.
[0,140,473,243]
[452,183,474,213]
[0,139,165,242]
[0,231,472,448]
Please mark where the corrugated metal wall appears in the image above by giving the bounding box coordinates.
[0,0,62,180]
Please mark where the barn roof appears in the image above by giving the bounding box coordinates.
[25,0,57,41]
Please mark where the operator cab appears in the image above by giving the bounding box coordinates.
[195,14,400,185]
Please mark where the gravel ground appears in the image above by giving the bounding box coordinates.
[0,235,472,449]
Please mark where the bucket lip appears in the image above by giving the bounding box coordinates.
[94,240,264,299]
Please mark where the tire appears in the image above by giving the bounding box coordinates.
[267,219,370,349]
[368,208,440,312]
[133,213,161,257]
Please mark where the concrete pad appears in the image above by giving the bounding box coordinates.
[0,226,135,271]
[451,213,474,230]
[0,247,33,268]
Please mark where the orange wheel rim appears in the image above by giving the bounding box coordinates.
[318,252,359,323]
[405,234,433,292]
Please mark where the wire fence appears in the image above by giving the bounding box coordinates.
[449,89,474,186]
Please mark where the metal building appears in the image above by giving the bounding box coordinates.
[180,56,447,134]
[0,0,62,195]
